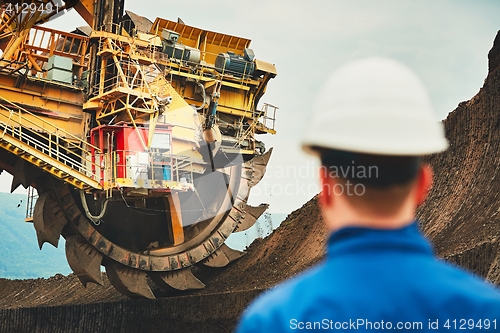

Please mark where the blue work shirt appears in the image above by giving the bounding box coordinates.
[236,222,500,332]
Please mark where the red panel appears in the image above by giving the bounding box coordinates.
[115,128,125,179]
[90,124,173,183]
[122,127,144,152]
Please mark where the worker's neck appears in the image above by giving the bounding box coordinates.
[324,196,416,232]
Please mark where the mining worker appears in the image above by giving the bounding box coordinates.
[237,57,500,332]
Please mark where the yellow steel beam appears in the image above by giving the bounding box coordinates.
[1,11,42,63]
[219,147,255,155]
[87,86,151,104]
[216,104,254,117]
[26,53,42,72]
[0,73,84,109]
[73,0,95,27]
[255,126,277,135]
[165,192,184,245]
[91,30,147,46]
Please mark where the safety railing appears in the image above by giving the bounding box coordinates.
[171,155,195,185]
[140,46,255,85]
[0,96,102,182]
[91,25,256,88]
[98,149,195,187]
[258,103,278,131]
[89,58,157,98]
[87,51,255,114]
[230,103,278,148]
[17,25,89,79]
[27,25,88,60]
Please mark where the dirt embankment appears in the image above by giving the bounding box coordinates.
[417,30,500,284]
[0,274,125,309]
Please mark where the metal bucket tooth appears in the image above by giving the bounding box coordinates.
[234,203,269,232]
[65,235,103,287]
[105,261,155,299]
[33,191,68,249]
[237,148,273,201]
[10,159,37,193]
[237,166,253,202]
[247,147,272,187]
[203,243,245,268]
[149,268,205,291]
[255,147,273,166]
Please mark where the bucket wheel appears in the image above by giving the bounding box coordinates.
[30,149,272,298]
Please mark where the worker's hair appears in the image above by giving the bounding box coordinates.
[315,148,423,215]
[316,148,421,188]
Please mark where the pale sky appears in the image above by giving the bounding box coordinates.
[1,0,499,214]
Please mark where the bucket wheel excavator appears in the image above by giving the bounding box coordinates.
[0,0,277,298]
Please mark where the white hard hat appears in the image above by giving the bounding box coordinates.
[302,57,449,156]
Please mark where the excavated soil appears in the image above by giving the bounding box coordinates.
[1,30,500,333]
[417,30,500,284]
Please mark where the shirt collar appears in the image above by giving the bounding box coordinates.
[327,221,434,257]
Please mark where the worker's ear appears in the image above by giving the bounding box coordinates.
[415,163,433,206]
[319,167,334,208]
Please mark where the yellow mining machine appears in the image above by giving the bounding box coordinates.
[0,0,277,298]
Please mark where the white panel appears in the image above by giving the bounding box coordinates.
[151,133,170,149]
